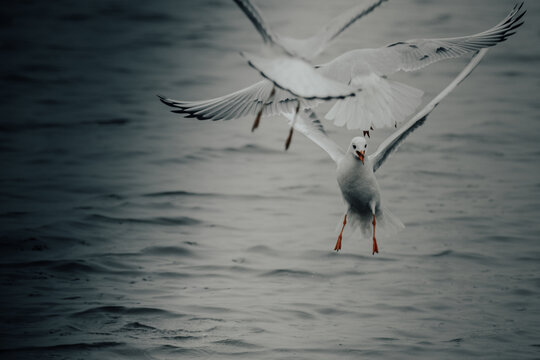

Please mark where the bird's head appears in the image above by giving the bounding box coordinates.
[349,136,367,164]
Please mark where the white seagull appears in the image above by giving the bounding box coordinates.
[159,3,524,138]
[232,0,388,146]
[285,49,488,254]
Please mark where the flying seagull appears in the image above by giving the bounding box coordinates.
[284,49,488,254]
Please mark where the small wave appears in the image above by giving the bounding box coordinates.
[141,246,194,257]
[316,307,354,316]
[154,344,215,357]
[164,335,199,341]
[73,305,182,318]
[213,339,260,348]
[220,143,281,155]
[429,249,494,262]
[143,190,289,201]
[246,245,279,256]
[260,269,325,278]
[431,249,453,257]
[51,260,107,274]
[373,337,399,342]
[512,288,536,296]
[144,190,217,198]
[49,260,144,276]
[84,118,130,126]
[86,214,202,226]
[1,342,124,352]
[120,322,157,331]
[307,249,396,262]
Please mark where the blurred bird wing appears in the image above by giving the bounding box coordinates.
[369,48,489,172]
[157,80,306,121]
[232,0,280,46]
[243,52,358,100]
[280,0,387,59]
[283,109,345,164]
[319,3,524,77]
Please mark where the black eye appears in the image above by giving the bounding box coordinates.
[352,145,356,149]
[364,144,367,148]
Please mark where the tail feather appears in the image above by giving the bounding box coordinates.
[342,206,404,240]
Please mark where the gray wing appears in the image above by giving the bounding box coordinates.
[232,0,277,46]
[320,3,524,79]
[232,0,294,56]
[369,48,489,172]
[283,109,345,164]
[158,80,301,120]
[280,0,387,59]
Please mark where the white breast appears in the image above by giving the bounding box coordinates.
[336,154,381,214]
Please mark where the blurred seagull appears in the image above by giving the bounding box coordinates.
[285,49,488,254]
[162,0,388,149]
[159,2,524,139]
[234,0,388,148]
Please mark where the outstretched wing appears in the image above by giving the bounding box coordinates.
[320,3,524,79]
[232,0,295,56]
[369,48,489,172]
[280,0,387,59]
[283,109,345,164]
[158,80,302,121]
[232,0,277,46]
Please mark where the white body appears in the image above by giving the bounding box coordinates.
[337,154,380,218]
[336,143,403,238]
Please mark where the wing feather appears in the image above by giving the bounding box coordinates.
[283,109,345,164]
[158,80,298,121]
[369,49,489,172]
[320,3,524,77]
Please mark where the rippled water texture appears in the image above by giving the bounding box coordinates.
[1,0,540,359]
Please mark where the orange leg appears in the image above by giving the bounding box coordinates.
[334,214,347,251]
[372,214,379,255]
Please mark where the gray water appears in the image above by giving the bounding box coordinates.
[1,0,540,359]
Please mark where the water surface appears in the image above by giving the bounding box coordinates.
[1,0,539,359]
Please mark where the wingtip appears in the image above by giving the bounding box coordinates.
[157,94,172,105]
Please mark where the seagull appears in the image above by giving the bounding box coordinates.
[161,0,388,149]
[284,49,488,254]
[159,3,524,139]
[234,0,388,147]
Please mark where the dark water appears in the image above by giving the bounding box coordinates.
[1,0,540,359]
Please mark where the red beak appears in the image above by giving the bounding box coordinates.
[356,150,365,164]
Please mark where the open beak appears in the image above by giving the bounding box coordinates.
[356,150,365,164]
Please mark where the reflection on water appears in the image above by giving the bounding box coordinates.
[1,0,540,359]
